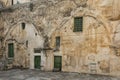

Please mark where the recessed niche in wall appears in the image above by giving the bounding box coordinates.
[29,3,33,11]
[35,33,37,36]
[12,0,14,5]
[34,48,41,53]
[26,40,28,47]
[21,23,26,30]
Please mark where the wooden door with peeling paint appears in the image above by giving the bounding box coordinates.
[34,56,41,69]
[8,43,14,58]
[54,56,62,71]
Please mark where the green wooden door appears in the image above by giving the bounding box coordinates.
[34,56,41,69]
[54,56,62,71]
[8,43,14,58]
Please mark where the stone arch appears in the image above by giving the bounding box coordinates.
[83,12,112,43]
[54,9,112,44]
[4,19,46,68]
[4,19,43,44]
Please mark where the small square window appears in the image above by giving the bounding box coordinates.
[74,17,83,32]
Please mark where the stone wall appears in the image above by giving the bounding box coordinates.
[0,0,120,76]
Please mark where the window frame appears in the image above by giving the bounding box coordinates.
[73,17,83,32]
[34,48,41,53]
[8,43,14,58]
[56,36,60,48]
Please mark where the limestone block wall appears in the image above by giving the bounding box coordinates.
[0,0,120,76]
[87,0,120,20]
[13,0,31,4]
[0,0,15,7]
[4,22,45,68]
[0,0,34,7]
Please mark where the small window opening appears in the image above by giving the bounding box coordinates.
[26,40,28,47]
[17,1,19,4]
[74,17,83,32]
[35,33,37,36]
[34,48,41,53]
[56,36,60,48]
[12,0,14,5]
[29,3,33,11]
[22,23,26,30]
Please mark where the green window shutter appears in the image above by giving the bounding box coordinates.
[8,43,14,58]
[56,36,60,47]
[74,17,83,32]
[34,56,41,69]
[54,56,62,71]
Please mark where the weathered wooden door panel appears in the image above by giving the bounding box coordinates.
[34,56,41,69]
[54,56,62,71]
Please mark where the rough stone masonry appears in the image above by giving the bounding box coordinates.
[0,0,120,76]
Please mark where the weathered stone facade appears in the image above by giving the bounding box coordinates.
[0,0,120,76]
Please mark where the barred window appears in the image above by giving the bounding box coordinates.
[74,17,83,32]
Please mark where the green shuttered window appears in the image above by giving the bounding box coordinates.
[34,56,41,69]
[54,56,62,71]
[74,17,83,32]
[8,43,14,58]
